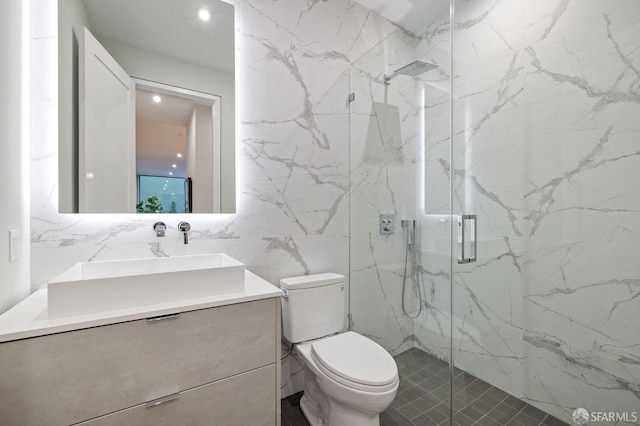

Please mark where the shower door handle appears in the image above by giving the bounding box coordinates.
[457,215,477,264]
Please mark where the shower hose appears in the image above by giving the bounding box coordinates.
[401,222,424,319]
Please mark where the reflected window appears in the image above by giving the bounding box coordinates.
[137,175,190,213]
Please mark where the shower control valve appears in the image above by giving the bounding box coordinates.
[380,214,395,234]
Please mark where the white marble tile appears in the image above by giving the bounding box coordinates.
[522,326,640,422]
[415,0,640,421]
[453,319,525,395]
[446,0,524,76]
[414,309,451,361]
[263,234,349,286]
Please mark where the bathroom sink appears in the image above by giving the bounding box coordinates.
[47,254,245,317]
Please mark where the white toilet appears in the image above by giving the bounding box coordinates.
[281,273,399,426]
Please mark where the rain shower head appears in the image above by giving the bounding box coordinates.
[384,60,438,85]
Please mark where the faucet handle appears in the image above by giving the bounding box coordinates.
[153,221,167,237]
[177,221,191,244]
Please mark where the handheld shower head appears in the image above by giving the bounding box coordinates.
[401,219,417,247]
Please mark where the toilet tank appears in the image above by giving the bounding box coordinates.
[280,273,346,343]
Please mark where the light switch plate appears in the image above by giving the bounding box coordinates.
[9,229,19,262]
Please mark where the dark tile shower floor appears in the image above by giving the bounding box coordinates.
[281,348,569,426]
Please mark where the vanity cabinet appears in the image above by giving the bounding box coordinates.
[0,298,280,426]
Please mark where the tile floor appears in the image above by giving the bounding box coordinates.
[281,348,569,426]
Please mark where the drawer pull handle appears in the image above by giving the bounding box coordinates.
[146,313,181,322]
[146,392,180,408]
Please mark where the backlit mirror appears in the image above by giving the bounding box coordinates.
[58,0,236,213]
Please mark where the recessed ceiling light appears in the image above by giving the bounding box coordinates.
[177,153,182,158]
[152,95,162,103]
[198,8,211,22]
[169,172,173,176]
[172,164,177,168]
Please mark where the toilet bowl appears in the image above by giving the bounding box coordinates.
[280,273,398,426]
[296,332,398,426]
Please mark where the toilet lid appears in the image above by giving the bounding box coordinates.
[310,332,397,388]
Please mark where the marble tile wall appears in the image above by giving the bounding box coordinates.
[414,0,640,424]
[30,0,397,398]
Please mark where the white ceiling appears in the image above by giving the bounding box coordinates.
[136,88,211,178]
[353,0,448,36]
[136,90,189,178]
[82,0,235,73]
[136,89,196,127]
[136,119,188,178]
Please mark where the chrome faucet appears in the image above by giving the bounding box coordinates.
[153,221,166,237]
[178,221,191,244]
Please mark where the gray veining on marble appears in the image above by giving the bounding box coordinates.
[414,0,640,424]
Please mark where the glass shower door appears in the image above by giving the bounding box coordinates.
[449,1,640,424]
[347,1,456,424]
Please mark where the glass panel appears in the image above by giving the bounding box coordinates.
[349,29,419,355]
[451,1,640,424]
[348,1,454,423]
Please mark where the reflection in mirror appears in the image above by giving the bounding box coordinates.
[58,0,235,214]
[135,80,220,213]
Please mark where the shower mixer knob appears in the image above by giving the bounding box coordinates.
[380,214,395,234]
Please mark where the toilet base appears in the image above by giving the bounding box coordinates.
[300,395,380,426]
[300,393,382,426]
[299,366,383,426]
[300,394,325,426]
[300,366,330,425]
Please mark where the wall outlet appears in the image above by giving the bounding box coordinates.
[9,229,19,262]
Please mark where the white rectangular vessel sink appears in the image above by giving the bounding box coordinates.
[48,254,245,318]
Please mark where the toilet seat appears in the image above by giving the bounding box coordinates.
[310,332,398,393]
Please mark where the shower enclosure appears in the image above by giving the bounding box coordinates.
[349,1,640,425]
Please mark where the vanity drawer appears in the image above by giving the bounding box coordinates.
[79,364,277,426]
[0,298,277,426]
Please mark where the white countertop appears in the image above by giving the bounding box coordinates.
[0,271,282,343]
